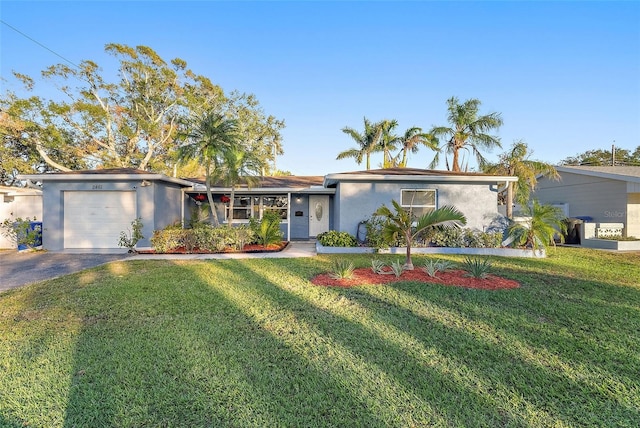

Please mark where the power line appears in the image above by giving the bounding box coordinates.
[1,19,80,70]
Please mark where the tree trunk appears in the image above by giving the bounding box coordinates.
[506,182,514,219]
[404,231,414,270]
[451,149,460,172]
[228,186,235,227]
[205,167,220,226]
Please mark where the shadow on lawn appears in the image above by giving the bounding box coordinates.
[5,253,637,426]
[59,260,391,427]
[232,258,639,426]
[208,260,542,426]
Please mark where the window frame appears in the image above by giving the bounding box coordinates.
[400,189,437,217]
[223,194,289,223]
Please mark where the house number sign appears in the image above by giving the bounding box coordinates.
[92,184,103,190]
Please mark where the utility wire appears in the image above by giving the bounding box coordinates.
[1,19,80,70]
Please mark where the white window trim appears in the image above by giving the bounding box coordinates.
[400,189,437,212]
[223,194,289,224]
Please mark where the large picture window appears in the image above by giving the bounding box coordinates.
[224,195,288,222]
[401,189,436,217]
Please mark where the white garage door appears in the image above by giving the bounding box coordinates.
[64,191,136,249]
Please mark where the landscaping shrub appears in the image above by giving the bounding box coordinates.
[150,228,184,253]
[118,218,144,253]
[151,223,256,253]
[365,215,395,248]
[429,228,503,248]
[317,230,357,247]
[250,211,284,246]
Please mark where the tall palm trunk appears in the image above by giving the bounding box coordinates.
[506,182,514,219]
[205,163,220,226]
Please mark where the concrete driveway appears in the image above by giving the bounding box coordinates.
[0,251,130,293]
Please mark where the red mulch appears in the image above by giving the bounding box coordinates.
[311,268,520,290]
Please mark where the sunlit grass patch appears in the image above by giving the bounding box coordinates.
[0,248,639,427]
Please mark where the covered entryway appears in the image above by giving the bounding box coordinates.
[63,191,136,248]
[308,195,329,237]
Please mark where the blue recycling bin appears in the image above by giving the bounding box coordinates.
[17,221,42,250]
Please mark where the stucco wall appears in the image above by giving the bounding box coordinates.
[0,193,43,249]
[40,180,164,250]
[334,181,502,237]
[535,172,628,225]
[153,183,185,234]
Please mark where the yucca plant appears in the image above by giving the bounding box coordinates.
[329,260,356,280]
[422,260,441,278]
[389,260,404,278]
[371,259,387,274]
[462,257,492,279]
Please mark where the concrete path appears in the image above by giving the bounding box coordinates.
[0,242,317,293]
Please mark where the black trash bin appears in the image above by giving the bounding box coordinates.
[564,218,583,244]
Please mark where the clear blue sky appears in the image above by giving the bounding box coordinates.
[2,1,639,176]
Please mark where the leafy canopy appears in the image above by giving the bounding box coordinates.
[0,44,284,182]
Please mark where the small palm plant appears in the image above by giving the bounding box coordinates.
[507,200,567,251]
[374,200,467,270]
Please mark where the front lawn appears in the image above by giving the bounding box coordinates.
[1,248,639,427]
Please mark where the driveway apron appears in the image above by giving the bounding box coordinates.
[0,252,130,293]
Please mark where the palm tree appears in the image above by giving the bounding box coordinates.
[394,127,438,168]
[336,117,383,170]
[217,146,263,226]
[507,200,567,251]
[374,200,467,270]
[177,111,240,226]
[429,97,503,172]
[483,141,560,219]
[378,119,400,168]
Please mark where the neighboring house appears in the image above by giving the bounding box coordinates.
[0,186,43,249]
[533,166,640,238]
[18,167,516,252]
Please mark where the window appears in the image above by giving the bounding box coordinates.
[224,195,288,222]
[401,189,436,217]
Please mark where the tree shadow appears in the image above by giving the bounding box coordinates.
[59,259,391,427]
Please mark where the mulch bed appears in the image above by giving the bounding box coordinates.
[311,268,520,290]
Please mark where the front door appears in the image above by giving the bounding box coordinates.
[309,195,329,237]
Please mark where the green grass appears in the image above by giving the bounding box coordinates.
[1,247,639,427]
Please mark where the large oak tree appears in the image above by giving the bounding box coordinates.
[0,44,284,181]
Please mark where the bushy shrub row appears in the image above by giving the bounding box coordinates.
[317,230,357,247]
[360,213,504,249]
[150,213,283,253]
[150,224,255,253]
[428,228,503,248]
